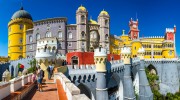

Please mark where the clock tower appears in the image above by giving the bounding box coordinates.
[128,18,139,40]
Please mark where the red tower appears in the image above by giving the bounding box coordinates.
[128,18,139,40]
[165,26,176,41]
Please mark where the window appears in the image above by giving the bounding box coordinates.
[105,34,108,40]
[59,25,61,29]
[58,31,62,38]
[68,42,72,47]
[81,31,85,39]
[134,46,136,50]
[105,20,108,27]
[19,38,23,43]
[82,42,85,46]
[29,36,33,43]
[19,46,22,50]
[30,45,33,49]
[47,24,50,30]
[36,33,40,40]
[169,50,172,55]
[46,31,51,37]
[81,15,85,23]
[19,24,24,30]
[68,32,72,39]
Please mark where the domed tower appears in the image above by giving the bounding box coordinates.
[98,10,110,53]
[76,5,89,52]
[8,7,33,60]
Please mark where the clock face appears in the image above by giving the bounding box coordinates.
[133,24,137,28]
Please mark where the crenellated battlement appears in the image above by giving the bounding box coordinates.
[121,47,131,54]
[141,36,164,39]
[166,28,175,33]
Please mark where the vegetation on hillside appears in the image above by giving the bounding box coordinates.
[145,67,180,100]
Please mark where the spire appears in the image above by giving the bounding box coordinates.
[122,30,125,35]
[20,1,23,10]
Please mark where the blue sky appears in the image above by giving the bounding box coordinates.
[0,0,180,56]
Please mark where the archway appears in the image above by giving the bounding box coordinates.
[108,73,123,100]
[147,64,158,75]
[71,56,78,65]
[77,83,93,99]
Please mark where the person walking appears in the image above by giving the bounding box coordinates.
[50,64,54,79]
[47,65,51,80]
[37,66,44,92]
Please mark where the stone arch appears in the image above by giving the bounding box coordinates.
[52,46,56,50]
[147,64,158,75]
[77,83,93,99]
[108,73,123,100]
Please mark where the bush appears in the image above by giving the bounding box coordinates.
[27,66,36,73]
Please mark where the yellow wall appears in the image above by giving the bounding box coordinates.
[8,18,33,60]
[131,41,142,57]
[109,35,176,59]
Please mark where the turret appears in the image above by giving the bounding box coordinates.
[94,47,108,100]
[137,47,145,60]
[8,6,33,60]
[121,47,131,64]
[94,47,107,72]
[98,10,110,53]
[128,18,139,40]
[76,5,89,52]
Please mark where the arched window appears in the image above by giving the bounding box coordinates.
[105,34,108,40]
[46,31,51,37]
[81,15,85,23]
[36,33,40,40]
[105,20,108,27]
[68,32,72,39]
[90,31,97,39]
[29,36,33,43]
[81,31,85,39]
[58,31,62,38]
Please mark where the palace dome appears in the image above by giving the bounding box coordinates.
[100,10,109,16]
[77,5,86,11]
[11,7,32,20]
[89,19,98,24]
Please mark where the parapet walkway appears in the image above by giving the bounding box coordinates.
[25,79,61,100]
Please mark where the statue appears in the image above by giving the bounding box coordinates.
[2,69,11,82]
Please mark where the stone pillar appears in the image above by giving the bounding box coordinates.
[138,60,153,100]
[121,47,136,100]
[94,47,108,100]
[137,47,153,99]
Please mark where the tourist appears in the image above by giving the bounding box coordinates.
[50,64,54,79]
[37,66,44,92]
[47,65,51,80]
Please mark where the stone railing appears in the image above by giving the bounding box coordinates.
[54,72,90,100]
[0,73,33,99]
[0,82,11,100]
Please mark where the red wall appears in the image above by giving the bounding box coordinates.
[66,52,120,66]
[167,32,174,41]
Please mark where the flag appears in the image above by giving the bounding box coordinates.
[18,63,24,68]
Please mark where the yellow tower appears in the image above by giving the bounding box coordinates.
[8,7,33,60]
